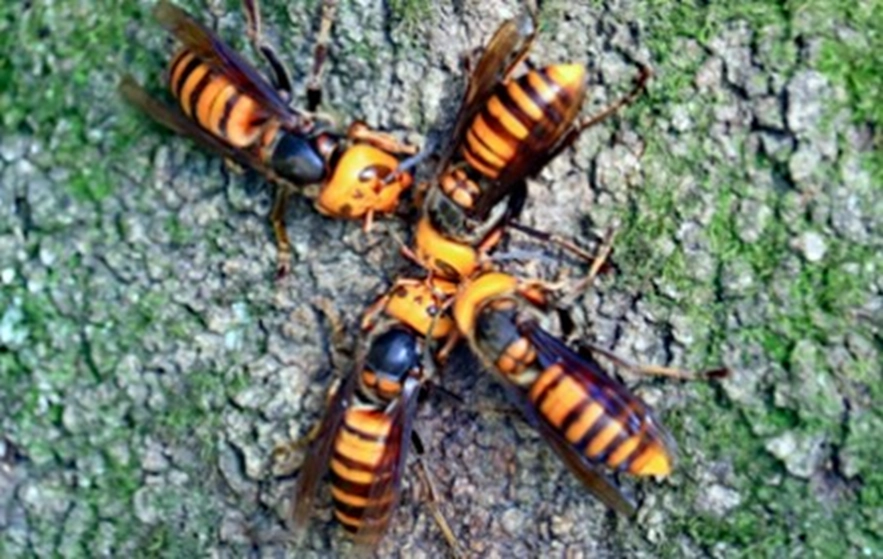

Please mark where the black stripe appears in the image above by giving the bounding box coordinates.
[218,92,240,139]
[333,498,366,526]
[495,83,536,131]
[333,495,393,521]
[517,70,563,126]
[464,128,502,174]
[168,50,190,88]
[603,394,641,436]
[334,500,393,534]
[573,411,611,456]
[611,402,657,472]
[593,387,628,424]
[330,470,394,525]
[341,418,387,443]
[187,69,215,122]
[337,517,361,533]
[435,258,461,280]
[594,427,629,466]
[173,54,203,101]
[531,366,566,412]
[558,396,593,441]
[331,468,375,500]
[477,103,520,151]
[331,448,375,473]
[618,433,653,473]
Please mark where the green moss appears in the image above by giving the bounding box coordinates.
[157,372,224,438]
[663,393,870,556]
[615,169,680,289]
[0,1,150,204]
[139,519,211,559]
[164,214,194,247]
[815,2,883,178]
[2,0,878,555]
[387,0,432,29]
[67,165,116,203]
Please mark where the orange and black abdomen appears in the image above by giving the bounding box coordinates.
[526,360,672,477]
[329,408,396,535]
[168,48,274,149]
[475,304,673,478]
[462,64,586,179]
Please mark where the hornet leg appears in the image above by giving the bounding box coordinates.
[307,0,338,112]
[411,431,463,559]
[242,0,294,98]
[270,185,293,278]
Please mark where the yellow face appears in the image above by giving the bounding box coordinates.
[315,144,412,219]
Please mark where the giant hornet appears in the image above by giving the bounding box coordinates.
[409,13,651,282]
[120,0,418,275]
[452,271,684,516]
[287,279,460,555]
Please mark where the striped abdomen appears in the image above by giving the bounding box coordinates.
[478,305,673,478]
[462,64,586,179]
[526,362,672,476]
[329,407,396,535]
[168,48,275,149]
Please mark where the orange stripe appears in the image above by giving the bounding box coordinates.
[564,402,604,444]
[628,441,672,476]
[465,127,506,169]
[224,95,263,146]
[528,364,563,402]
[179,64,210,117]
[208,82,237,137]
[333,426,390,474]
[330,456,376,485]
[330,485,370,508]
[586,420,623,457]
[348,410,393,439]
[606,435,642,469]
[463,148,500,179]
[333,508,363,529]
[194,75,228,131]
[538,374,587,428]
[504,79,545,122]
[487,95,530,140]
[471,113,517,161]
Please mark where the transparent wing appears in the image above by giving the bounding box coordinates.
[119,74,275,175]
[435,14,537,176]
[523,320,678,469]
[349,375,422,552]
[471,73,587,218]
[154,0,299,126]
[491,364,638,517]
[290,368,359,535]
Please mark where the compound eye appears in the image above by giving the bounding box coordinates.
[358,164,393,183]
